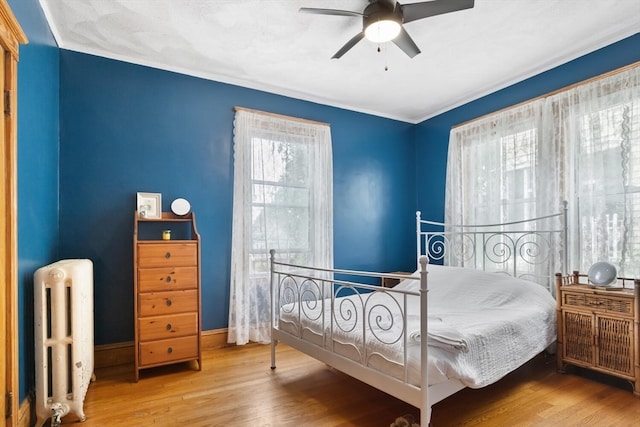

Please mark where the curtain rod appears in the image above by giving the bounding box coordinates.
[452,61,640,129]
[233,106,330,127]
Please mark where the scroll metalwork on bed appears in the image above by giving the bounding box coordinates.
[271,259,421,382]
[416,204,568,289]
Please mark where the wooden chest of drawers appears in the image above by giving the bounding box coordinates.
[133,212,202,381]
[555,271,639,396]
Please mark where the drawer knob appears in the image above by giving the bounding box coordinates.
[167,347,173,354]
[165,275,172,283]
[166,299,172,307]
[165,252,171,259]
[166,323,172,331]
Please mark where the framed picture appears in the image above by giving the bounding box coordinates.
[137,192,162,219]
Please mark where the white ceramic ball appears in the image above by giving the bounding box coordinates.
[587,261,617,286]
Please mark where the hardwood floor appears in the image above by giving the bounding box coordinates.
[47,343,639,426]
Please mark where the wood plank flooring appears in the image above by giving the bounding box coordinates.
[47,343,639,426]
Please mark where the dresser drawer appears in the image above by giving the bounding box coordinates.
[139,335,199,366]
[562,291,634,316]
[138,312,198,341]
[138,266,197,292]
[138,290,198,316]
[138,243,197,268]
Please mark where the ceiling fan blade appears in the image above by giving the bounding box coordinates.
[299,7,362,17]
[332,32,365,59]
[392,27,421,58]
[401,0,474,24]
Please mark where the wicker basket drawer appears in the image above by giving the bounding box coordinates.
[563,291,634,315]
[562,310,594,364]
[138,243,197,268]
[562,292,589,308]
[138,290,198,316]
[138,312,198,341]
[138,266,198,292]
[599,296,634,315]
[596,316,634,375]
[139,335,198,366]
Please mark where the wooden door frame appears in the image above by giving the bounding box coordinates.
[0,1,27,425]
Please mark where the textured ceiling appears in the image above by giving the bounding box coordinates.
[39,0,640,123]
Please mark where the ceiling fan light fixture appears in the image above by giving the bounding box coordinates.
[364,19,401,43]
[302,0,476,58]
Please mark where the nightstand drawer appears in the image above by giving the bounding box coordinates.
[139,335,199,366]
[138,243,197,268]
[138,266,198,292]
[138,312,198,341]
[562,291,634,315]
[138,290,198,316]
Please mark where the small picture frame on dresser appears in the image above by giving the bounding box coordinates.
[137,192,162,219]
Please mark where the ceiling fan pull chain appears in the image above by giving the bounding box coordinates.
[386,44,389,71]
[381,43,389,71]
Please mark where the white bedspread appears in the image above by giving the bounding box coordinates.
[277,264,556,389]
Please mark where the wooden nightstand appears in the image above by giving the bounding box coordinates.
[381,272,413,288]
[555,271,639,396]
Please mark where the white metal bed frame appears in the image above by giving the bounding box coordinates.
[269,206,567,426]
[417,201,569,292]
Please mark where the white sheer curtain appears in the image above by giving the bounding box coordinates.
[444,100,564,282]
[446,65,640,278]
[550,67,640,276]
[228,109,333,345]
[445,99,560,225]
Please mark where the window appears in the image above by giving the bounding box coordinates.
[501,128,537,212]
[228,109,333,345]
[446,101,550,280]
[575,100,640,274]
[251,136,312,270]
[446,65,640,279]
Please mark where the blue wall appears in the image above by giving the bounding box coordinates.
[9,0,60,405]
[58,51,417,345]
[415,34,640,221]
[8,0,640,408]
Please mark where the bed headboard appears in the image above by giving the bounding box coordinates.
[416,202,568,291]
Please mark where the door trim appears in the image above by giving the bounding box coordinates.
[0,1,27,425]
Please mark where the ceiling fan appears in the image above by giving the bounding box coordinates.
[300,0,474,59]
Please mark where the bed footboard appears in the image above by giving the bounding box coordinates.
[270,250,437,425]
